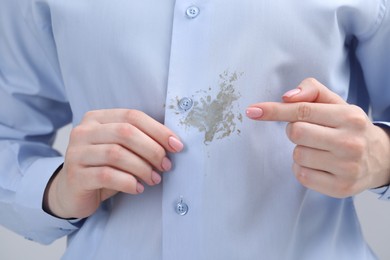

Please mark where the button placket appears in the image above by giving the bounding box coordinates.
[162,2,209,258]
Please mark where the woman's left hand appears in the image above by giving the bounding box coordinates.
[246,78,390,198]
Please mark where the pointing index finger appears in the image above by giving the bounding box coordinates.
[246,102,346,128]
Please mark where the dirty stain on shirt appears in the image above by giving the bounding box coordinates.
[173,71,243,144]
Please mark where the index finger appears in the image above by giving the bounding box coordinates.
[246,102,347,127]
[81,109,184,153]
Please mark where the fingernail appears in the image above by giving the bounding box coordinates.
[151,171,161,185]
[246,107,263,119]
[136,182,144,194]
[161,157,172,171]
[283,88,301,98]
[168,136,184,152]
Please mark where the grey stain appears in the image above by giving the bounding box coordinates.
[176,71,243,144]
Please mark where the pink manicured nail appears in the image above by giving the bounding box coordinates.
[283,88,301,98]
[136,182,144,194]
[161,157,172,171]
[168,136,184,152]
[151,171,162,185]
[246,107,263,119]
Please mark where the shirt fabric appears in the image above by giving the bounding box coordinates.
[1,0,390,259]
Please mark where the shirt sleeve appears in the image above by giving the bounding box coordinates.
[0,1,80,244]
[352,0,390,201]
[371,122,390,200]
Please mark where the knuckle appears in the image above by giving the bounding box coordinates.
[334,181,357,198]
[339,137,365,158]
[293,165,309,184]
[125,178,139,194]
[97,166,114,185]
[84,110,96,118]
[125,109,144,123]
[150,145,166,162]
[297,103,312,121]
[346,106,368,129]
[105,145,124,164]
[65,146,79,162]
[115,124,135,139]
[83,110,99,121]
[70,125,89,138]
[334,175,366,198]
[295,171,310,188]
[287,123,304,143]
[70,125,90,141]
[302,77,318,86]
[292,146,304,164]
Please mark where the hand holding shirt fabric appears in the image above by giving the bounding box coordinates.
[1,0,389,258]
[44,109,184,219]
[247,78,390,198]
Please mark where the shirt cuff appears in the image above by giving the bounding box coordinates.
[370,186,390,200]
[373,121,390,129]
[14,157,81,244]
[371,121,390,200]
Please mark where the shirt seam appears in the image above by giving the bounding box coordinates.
[358,0,388,40]
[16,1,66,90]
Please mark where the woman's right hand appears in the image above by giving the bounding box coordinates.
[43,109,184,219]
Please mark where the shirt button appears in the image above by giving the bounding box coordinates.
[178,97,193,111]
[186,6,200,19]
[175,198,189,216]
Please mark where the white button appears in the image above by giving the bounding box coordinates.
[175,198,189,216]
[178,97,193,111]
[186,6,200,19]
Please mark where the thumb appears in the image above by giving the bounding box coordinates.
[282,78,347,105]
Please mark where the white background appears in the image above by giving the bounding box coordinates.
[0,125,389,259]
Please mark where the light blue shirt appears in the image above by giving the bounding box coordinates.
[1,0,390,259]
